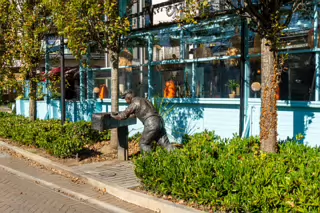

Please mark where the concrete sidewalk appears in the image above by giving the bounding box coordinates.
[0,151,153,213]
[0,141,204,213]
[71,160,140,189]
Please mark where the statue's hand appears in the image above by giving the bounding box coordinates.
[110,112,121,120]
[128,114,136,118]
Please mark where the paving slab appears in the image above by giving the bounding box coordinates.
[0,169,108,213]
[72,160,140,189]
[0,153,154,213]
[0,141,204,213]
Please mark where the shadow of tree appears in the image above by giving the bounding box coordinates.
[64,100,96,122]
[77,148,102,161]
[292,105,315,145]
[160,98,204,144]
[278,102,315,145]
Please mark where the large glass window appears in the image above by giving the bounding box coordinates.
[96,37,149,99]
[125,0,150,29]
[153,31,180,61]
[195,59,241,98]
[152,64,189,98]
[248,32,261,55]
[122,38,149,98]
[123,9,319,101]
[248,9,314,57]
[94,71,111,99]
[249,57,261,98]
[93,67,149,99]
[47,66,81,100]
[152,58,242,99]
[284,53,315,101]
[119,67,148,98]
[249,53,315,101]
[185,16,241,60]
[282,12,313,51]
[150,15,243,99]
[248,11,314,56]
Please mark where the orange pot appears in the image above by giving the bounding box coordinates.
[164,80,176,98]
[99,85,108,99]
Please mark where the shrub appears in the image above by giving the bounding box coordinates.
[0,112,110,158]
[129,132,142,143]
[134,130,320,212]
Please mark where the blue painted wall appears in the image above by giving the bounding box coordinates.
[15,99,320,146]
[15,99,144,137]
[247,100,320,147]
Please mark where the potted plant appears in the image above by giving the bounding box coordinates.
[226,80,240,98]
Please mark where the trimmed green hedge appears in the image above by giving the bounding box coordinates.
[0,112,110,158]
[134,131,320,212]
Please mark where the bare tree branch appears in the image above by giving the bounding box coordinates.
[244,0,269,28]
[283,0,303,27]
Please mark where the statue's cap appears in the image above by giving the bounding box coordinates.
[121,90,134,99]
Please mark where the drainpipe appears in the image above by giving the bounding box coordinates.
[60,36,66,125]
[147,33,153,98]
[239,18,249,136]
[86,47,93,100]
[314,0,319,101]
[45,36,50,120]
[79,61,85,102]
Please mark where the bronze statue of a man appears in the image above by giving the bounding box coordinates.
[110,90,174,153]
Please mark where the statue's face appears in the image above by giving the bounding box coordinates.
[125,96,132,104]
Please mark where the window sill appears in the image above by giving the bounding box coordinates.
[249,99,320,108]
[157,98,320,108]
[37,98,320,108]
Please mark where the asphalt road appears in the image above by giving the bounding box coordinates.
[0,169,109,213]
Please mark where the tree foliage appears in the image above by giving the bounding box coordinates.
[0,0,16,88]
[226,0,310,49]
[46,0,130,154]
[178,0,310,48]
[46,0,130,60]
[224,0,312,153]
[177,0,312,153]
[0,0,54,120]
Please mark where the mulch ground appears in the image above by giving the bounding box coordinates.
[0,137,141,167]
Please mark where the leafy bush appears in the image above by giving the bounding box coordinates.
[0,112,110,158]
[134,130,320,212]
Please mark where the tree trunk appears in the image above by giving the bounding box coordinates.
[260,38,278,153]
[101,51,119,155]
[29,71,37,121]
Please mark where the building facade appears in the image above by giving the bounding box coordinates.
[16,0,320,146]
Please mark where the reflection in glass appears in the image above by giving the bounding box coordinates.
[152,64,189,98]
[185,18,241,60]
[248,33,261,55]
[249,11,314,56]
[94,72,111,99]
[249,57,262,98]
[284,53,315,101]
[195,60,241,98]
[152,59,242,99]
[119,67,148,98]
[249,53,315,101]
[153,32,180,61]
